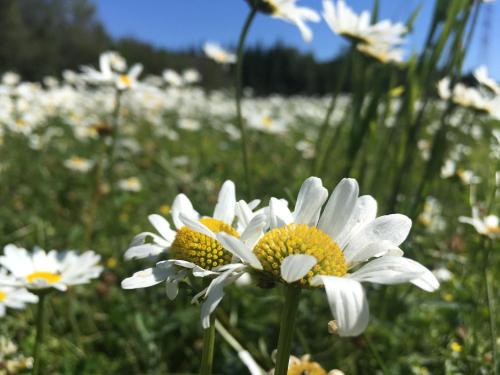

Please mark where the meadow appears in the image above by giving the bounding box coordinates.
[0,1,499,374]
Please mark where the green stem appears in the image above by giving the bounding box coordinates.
[234,6,257,198]
[107,88,123,185]
[32,292,48,375]
[200,315,216,375]
[483,243,497,375]
[274,286,301,375]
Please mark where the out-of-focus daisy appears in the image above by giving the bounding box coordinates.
[0,336,33,373]
[121,181,265,310]
[182,69,201,84]
[117,177,142,192]
[2,72,21,86]
[323,0,406,62]
[269,354,344,375]
[163,69,184,87]
[80,51,141,90]
[204,42,236,64]
[115,64,143,91]
[178,118,201,131]
[63,156,94,173]
[211,177,438,336]
[437,77,500,119]
[432,267,453,282]
[356,42,404,64]
[0,270,38,317]
[474,65,500,94]
[251,0,321,42]
[0,245,102,292]
[459,207,499,239]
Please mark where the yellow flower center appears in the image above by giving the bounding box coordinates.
[288,361,327,375]
[253,224,347,286]
[0,291,6,301]
[119,74,132,87]
[25,272,61,284]
[169,218,239,270]
[262,116,273,128]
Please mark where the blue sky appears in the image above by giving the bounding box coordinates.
[92,0,500,79]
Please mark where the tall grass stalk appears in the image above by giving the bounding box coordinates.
[235,5,258,197]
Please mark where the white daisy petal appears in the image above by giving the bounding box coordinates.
[336,195,377,248]
[213,180,236,224]
[345,240,403,266]
[179,213,216,239]
[318,178,359,240]
[293,177,328,226]
[348,256,440,291]
[240,214,267,249]
[269,197,293,228]
[280,255,317,283]
[124,244,165,260]
[216,233,263,270]
[171,193,199,229]
[312,275,369,337]
[148,214,176,242]
[121,266,171,289]
[343,214,412,260]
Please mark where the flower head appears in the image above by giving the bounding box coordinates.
[0,270,38,317]
[204,42,236,64]
[209,177,439,335]
[323,0,406,63]
[0,245,102,292]
[121,181,264,303]
[251,0,320,42]
[459,207,499,239]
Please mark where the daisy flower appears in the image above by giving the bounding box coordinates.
[270,354,344,375]
[0,245,103,292]
[210,177,439,336]
[323,0,406,47]
[203,42,237,64]
[459,207,499,239]
[0,270,38,317]
[117,177,142,192]
[63,156,94,173]
[121,180,266,302]
[251,0,321,42]
[323,0,406,63]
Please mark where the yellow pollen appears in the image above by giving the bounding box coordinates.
[288,361,327,375]
[253,224,347,286]
[119,74,132,86]
[0,291,6,301]
[169,218,239,270]
[262,116,273,127]
[26,271,61,284]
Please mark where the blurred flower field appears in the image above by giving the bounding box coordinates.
[0,0,499,374]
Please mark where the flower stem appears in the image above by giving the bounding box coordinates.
[234,6,257,197]
[274,286,301,375]
[32,291,48,375]
[483,242,498,375]
[107,88,123,186]
[200,315,216,375]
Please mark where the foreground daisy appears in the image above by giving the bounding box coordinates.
[211,177,439,336]
[0,245,103,291]
[251,0,321,42]
[121,180,264,301]
[0,270,38,317]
